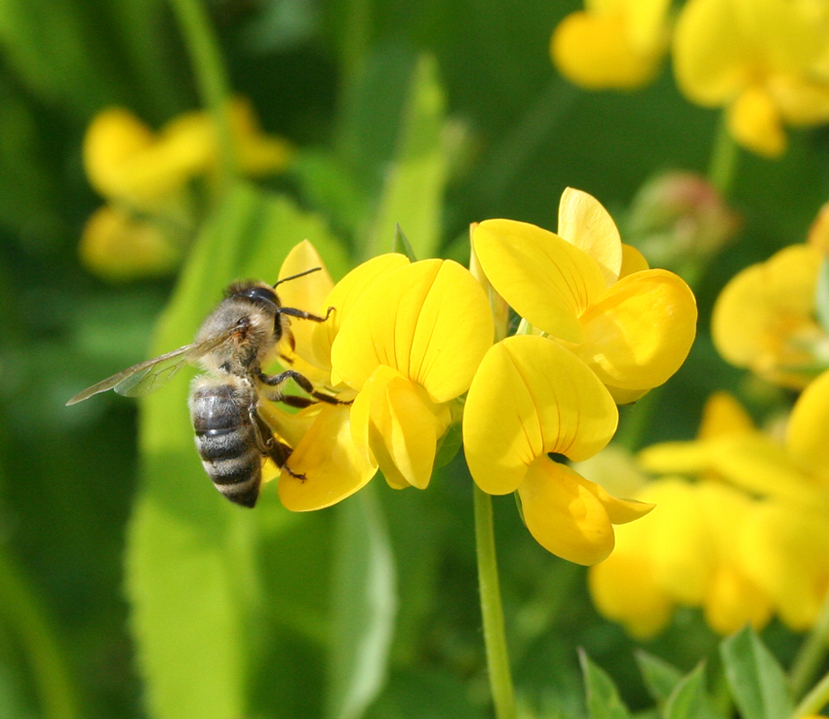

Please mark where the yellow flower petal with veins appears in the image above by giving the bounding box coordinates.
[274,240,336,384]
[558,187,623,285]
[349,366,450,490]
[572,269,697,390]
[332,259,493,403]
[473,220,607,343]
[312,253,411,374]
[463,335,618,495]
[276,404,377,511]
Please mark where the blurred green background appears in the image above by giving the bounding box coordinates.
[1,0,828,717]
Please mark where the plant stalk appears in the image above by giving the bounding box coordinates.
[474,485,517,719]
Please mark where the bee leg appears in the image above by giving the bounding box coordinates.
[251,406,306,481]
[279,306,335,324]
[258,369,348,405]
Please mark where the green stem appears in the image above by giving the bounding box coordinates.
[789,587,829,700]
[170,0,236,185]
[0,547,80,719]
[474,485,517,719]
[707,112,740,197]
[791,669,829,718]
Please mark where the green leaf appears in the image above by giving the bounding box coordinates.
[327,484,397,719]
[579,649,633,719]
[365,54,448,261]
[663,663,723,719]
[635,651,684,705]
[719,627,793,719]
[126,183,348,719]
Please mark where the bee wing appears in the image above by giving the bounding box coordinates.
[66,328,237,406]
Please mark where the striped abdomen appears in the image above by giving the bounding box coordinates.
[189,380,262,507]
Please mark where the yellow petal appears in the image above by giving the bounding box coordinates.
[588,542,674,639]
[703,568,772,636]
[463,335,618,495]
[711,243,821,387]
[473,219,607,343]
[557,187,623,286]
[551,10,663,90]
[741,502,829,631]
[228,97,294,176]
[605,385,650,405]
[638,478,712,605]
[332,260,494,402]
[786,368,829,481]
[697,391,756,440]
[573,269,698,390]
[79,205,183,281]
[518,458,616,565]
[349,366,449,490]
[619,243,650,277]
[673,0,750,106]
[277,404,378,511]
[727,86,787,158]
[581,480,654,525]
[312,253,411,372]
[275,240,336,382]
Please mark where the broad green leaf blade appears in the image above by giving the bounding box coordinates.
[664,663,723,719]
[579,649,633,719]
[366,54,448,261]
[719,627,793,719]
[636,651,684,705]
[127,183,348,719]
[327,484,397,719]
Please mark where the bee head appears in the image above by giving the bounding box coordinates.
[233,283,280,311]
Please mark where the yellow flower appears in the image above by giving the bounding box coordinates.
[79,205,185,282]
[711,242,829,389]
[673,0,829,157]
[80,98,293,281]
[463,335,653,565]
[85,97,293,209]
[588,476,771,638]
[472,188,697,404]
[551,0,672,90]
[268,243,495,511]
[638,387,829,632]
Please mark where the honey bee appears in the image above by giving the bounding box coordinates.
[67,268,338,507]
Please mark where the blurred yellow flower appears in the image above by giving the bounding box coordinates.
[712,242,829,389]
[673,0,829,157]
[464,335,653,565]
[637,386,829,632]
[472,188,697,404]
[551,0,672,90]
[589,475,772,638]
[266,242,495,511]
[79,205,184,282]
[80,97,293,281]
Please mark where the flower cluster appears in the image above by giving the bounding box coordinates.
[264,189,698,565]
[588,384,829,638]
[80,97,292,281]
[552,0,829,158]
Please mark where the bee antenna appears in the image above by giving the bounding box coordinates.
[273,267,322,288]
